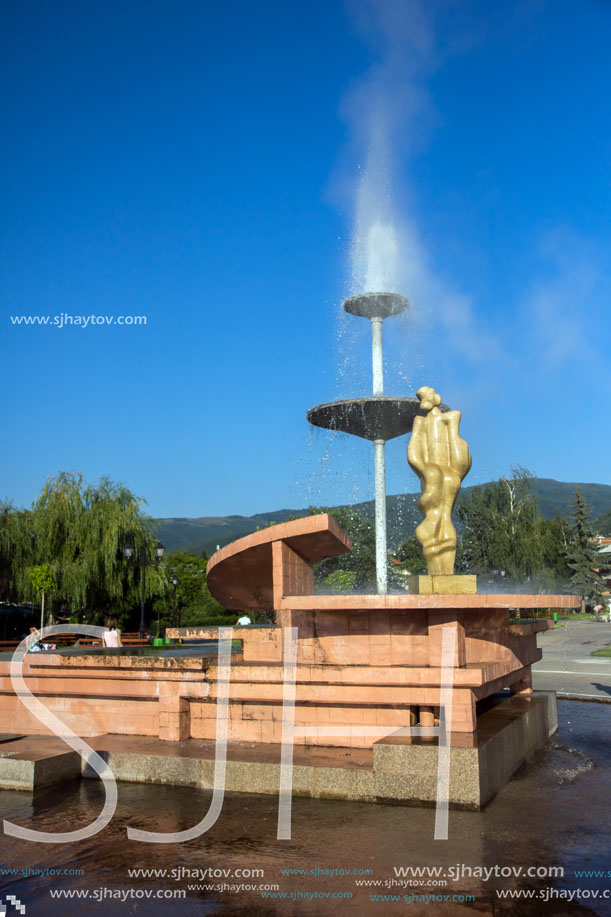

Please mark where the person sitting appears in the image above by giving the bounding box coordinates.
[236,614,252,626]
[103,618,122,647]
[26,626,41,652]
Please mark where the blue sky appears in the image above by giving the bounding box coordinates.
[2,0,611,519]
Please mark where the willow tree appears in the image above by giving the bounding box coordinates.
[0,500,34,601]
[30,472,166,620]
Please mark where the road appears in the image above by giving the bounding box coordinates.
[533,619,611,701]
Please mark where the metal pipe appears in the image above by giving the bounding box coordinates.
[373,438,388,594]
[140,546,146,640]
[371,317,384,396]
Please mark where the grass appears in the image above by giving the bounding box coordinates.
[509,613,598,626]
[558,613,597,621]
[592,645,611,657]
[550,613,599,624]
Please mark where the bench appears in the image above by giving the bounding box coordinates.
[0,631,149,651]
[120,632,149,646]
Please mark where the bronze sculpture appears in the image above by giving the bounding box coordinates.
[407,386,471,576]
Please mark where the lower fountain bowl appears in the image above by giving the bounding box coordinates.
[307,396,448,441]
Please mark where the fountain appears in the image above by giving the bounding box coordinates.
[190,292,578,810]
[0,289,580,816]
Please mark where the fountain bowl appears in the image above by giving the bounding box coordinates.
[343,292,409,319]
[307,396,449,442]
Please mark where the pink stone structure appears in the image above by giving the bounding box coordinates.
[188,514,577,747]
[0,515,579,754]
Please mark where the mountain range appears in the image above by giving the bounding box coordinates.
[154,478,611,557]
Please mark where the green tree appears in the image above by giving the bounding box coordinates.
[164,552,209,608]
[27,562,54,630]
[388,534,427,590]
[152,551,230,633]
[537,514,572,589]
[394,534,427,575]
[594,508,611,536]
[320,569,357,594]
[30,471,165,622]
[564,487,605,605]
[456,467,544,585]
[0,501,34,601]
[307,506,376,590]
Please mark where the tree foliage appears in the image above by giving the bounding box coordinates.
[455,467,572,590]
[0,500,33,601]
[306,506,377,590]
[0,472,171,622]
[27,563,54,596]
[593,508,611,536]
[538,514,572,581]
[564,487,605,602]
[27,562,55,628]
[457,468,537,579]
[152,551,229,632]
[394,534,427,575]
[31,472,168,620]
[319,569,358,594]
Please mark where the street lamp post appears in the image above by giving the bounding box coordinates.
[170,575,179,629]
[123,541,165,639]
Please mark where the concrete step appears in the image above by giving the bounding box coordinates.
[0,735,81,791]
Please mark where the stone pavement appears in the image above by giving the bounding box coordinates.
[533,619,611,701]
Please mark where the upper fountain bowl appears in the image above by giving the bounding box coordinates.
[343,292,410,320]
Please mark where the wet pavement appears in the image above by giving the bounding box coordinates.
[534,622,611,701]
[0,700,608,915]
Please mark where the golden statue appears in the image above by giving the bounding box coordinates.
[407,386,471,576]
